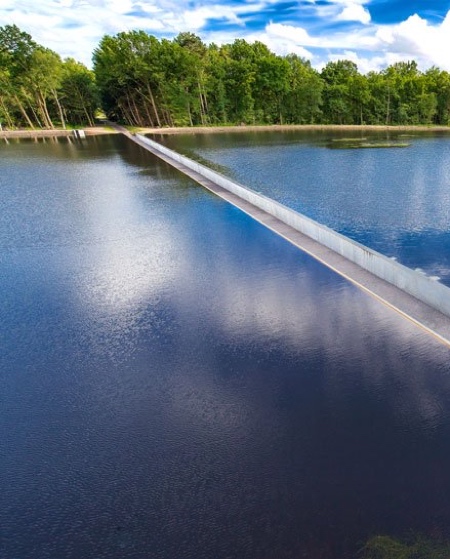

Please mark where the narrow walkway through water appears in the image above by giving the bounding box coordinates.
[112,124,450,347]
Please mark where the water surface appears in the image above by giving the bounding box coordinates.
[161,130,450,285]
[2,135,450,559]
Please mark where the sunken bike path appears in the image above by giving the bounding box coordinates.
[112,123,450,348]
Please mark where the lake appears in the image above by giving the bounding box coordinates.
[161,129,450,286]
[2,133,450,559]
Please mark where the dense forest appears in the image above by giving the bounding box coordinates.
[2,24,450,129]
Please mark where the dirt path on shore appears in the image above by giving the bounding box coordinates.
[2,123,450,139]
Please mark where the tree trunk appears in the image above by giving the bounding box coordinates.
[118,99,131,125]
[131,92,144,126]
[43,95,54,128]
[125,91,139,126]
[14,95,36,129]
[158,85,174,127]
[146,83,161,127]
[36,91,54,128]
[141,91,154,126]
[386,87,391,125]
[162,107,173,127]
[52,89,66,129]
[186,99,193,127]
[28,103,43,128]
[83,105,94,127]
[0,97,15,128]
[197,77,206,125]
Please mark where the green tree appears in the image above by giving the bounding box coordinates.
[174,33,209,125]
[89,28,448,128]
[366,71,394,124]
[223,40,256,123]
[0,24,98,129]
[321,60,359,124]
[251,43,290,123]
[348,73,370,124]
[60,59,98,126]
[203,44,228,124]
[25,47,64,128]
[383,61,422,124]
[0,24,37,128]
[284,55,323,123]
[93,31,164,126]
[422,67,450,124]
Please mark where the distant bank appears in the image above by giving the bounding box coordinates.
[2,124,450,139]
[143,124,450,135]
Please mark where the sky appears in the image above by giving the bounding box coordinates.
[2,0,450,73]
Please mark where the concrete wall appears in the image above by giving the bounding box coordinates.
[136,134,450,318]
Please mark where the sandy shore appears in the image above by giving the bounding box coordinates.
[1,123,450,139]
[0,126,118,139]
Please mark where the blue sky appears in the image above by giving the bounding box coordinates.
[2,0,450,72]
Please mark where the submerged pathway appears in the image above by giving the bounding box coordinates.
[113,124,450,347]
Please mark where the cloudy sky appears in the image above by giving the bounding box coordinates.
[2,0,450,73]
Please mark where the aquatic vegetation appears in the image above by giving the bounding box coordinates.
[331,137,368,142]
[362,535,450,559]
[327,140,410,149]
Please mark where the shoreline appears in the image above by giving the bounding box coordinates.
[1,123,450,139]
[0,126,117,139]
[139,123,450,135]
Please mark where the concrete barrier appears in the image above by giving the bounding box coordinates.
[136,134,450,318]
[73,129,86,139]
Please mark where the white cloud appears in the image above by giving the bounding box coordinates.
[254,34,313,59]
[337,3,371,24]
[376,12,450,70]
[324,0,368,4]
[306,0,370,23]
[202,24,314,59]
[262,10,450,73]
[162,5,243,32]
[265,21,376,50]
[2,1,450,72]
[265,22,315,46]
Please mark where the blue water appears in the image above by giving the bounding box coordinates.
[161,130,450,285]
[2,134,450,559]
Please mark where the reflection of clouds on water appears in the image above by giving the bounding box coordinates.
[79,224,183,312]
[158,214,450,434]
[59,134,450,435]
[72,170,188,314]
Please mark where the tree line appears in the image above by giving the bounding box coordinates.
[2,24,450,129]
[0,25,98,129]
